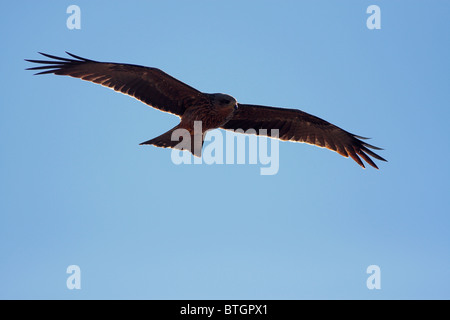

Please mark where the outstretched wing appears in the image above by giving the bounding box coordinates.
[222,104,387,169]
[26,52,207,117]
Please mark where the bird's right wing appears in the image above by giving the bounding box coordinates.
[26,52,208,117]
[222,104,387,169]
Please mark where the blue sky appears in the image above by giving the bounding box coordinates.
[0,1,449,299]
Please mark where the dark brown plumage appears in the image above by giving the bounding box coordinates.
[26,52,387,169]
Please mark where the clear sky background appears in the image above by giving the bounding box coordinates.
[1,1,449,299]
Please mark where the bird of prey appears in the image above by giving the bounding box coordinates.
[26,52,386,169]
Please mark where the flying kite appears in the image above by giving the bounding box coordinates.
[26,52,386,169]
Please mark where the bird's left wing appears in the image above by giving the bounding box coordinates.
[221,104,387,169]
[26,52,206,117]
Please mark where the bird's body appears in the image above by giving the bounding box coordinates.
[26,52,386,169]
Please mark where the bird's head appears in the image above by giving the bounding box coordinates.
[210,93,238,111]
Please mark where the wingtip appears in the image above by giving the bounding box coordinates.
[353,135,370,140]
[37,51,51,58]
[64,51,75,56]
[65,51,93,62]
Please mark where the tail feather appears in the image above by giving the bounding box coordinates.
[140,126,204,157]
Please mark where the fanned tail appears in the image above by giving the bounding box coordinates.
[140,126,204,157]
